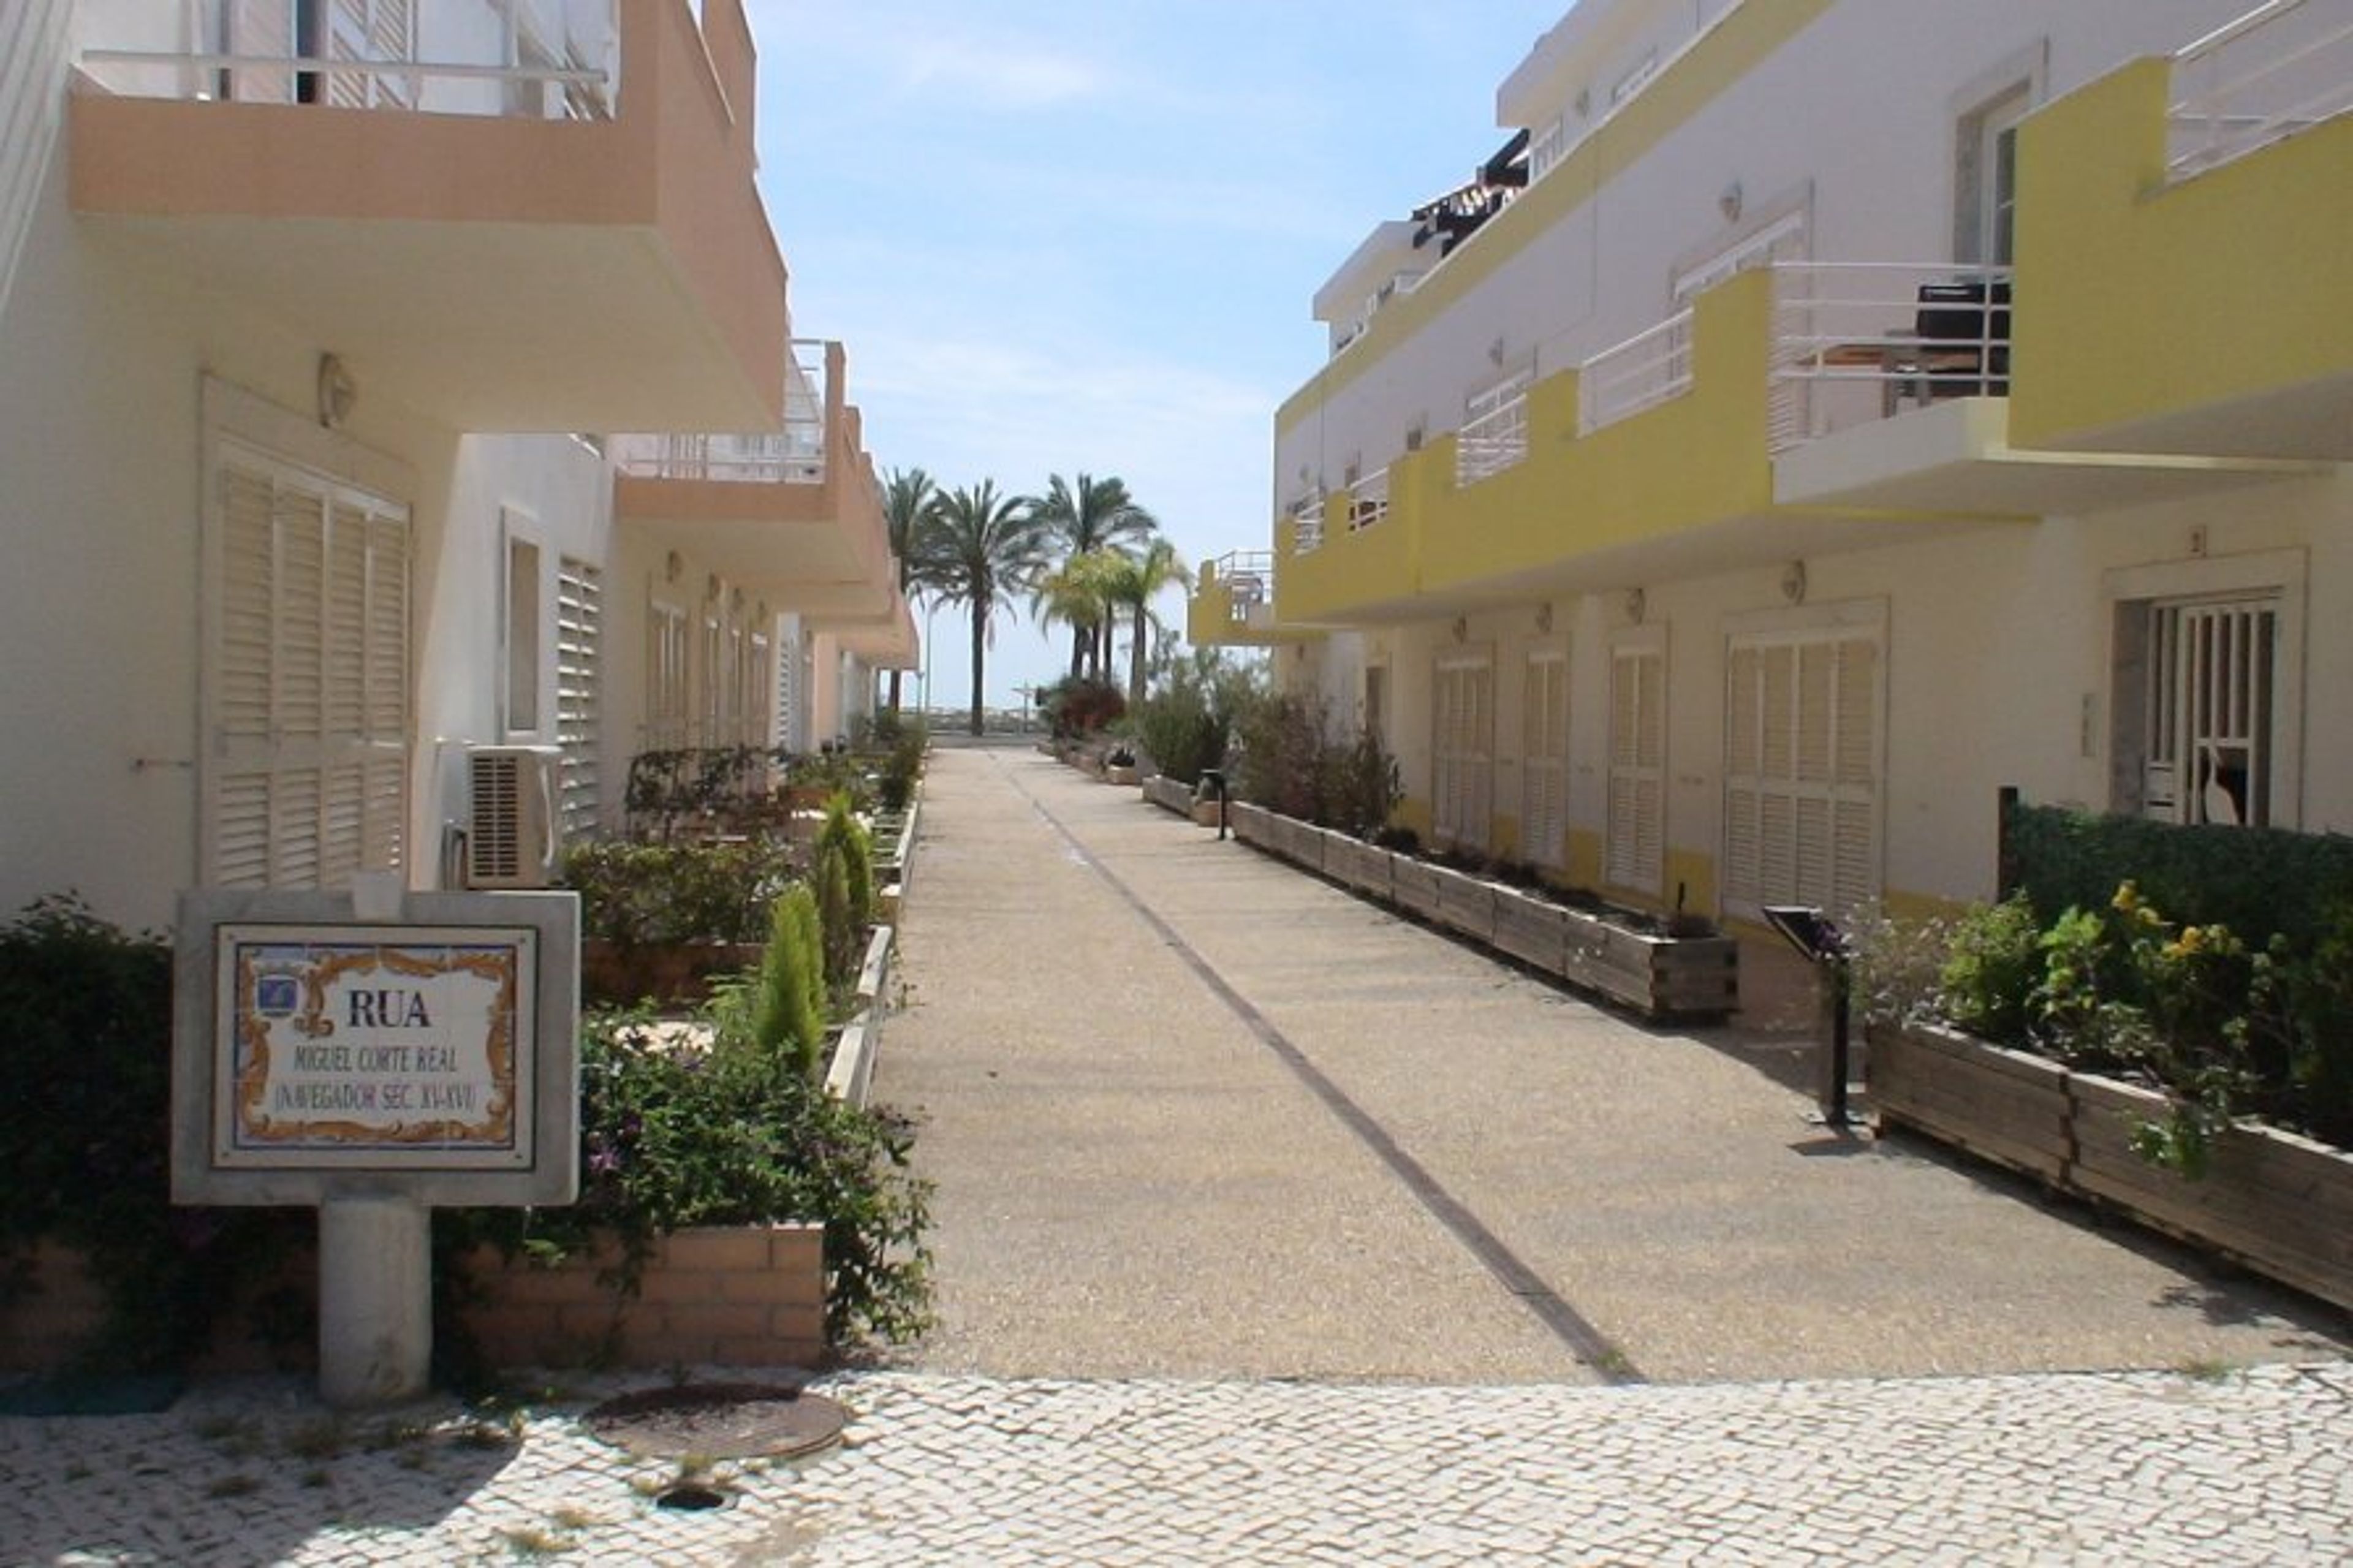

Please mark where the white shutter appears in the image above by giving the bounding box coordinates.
[1433,654,1494,850]
[1607,638,1665,895]
[1521,650,1569,867]
[205,439,409,890]
[1722,621,1881,921]
[556,559,604,838]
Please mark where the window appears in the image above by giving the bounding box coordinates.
[1363,664,1390,748]
[1606,629,1666,896]
[1522,648,1570,868]
[502,521,540,734]
[647,596,689,749]
[204,431,409,890]
[555,557,602,838]
[1957,84,2031,266]
[1433,651,1495,850]
[1722,616,1883,921]
[2109,552,2302,831]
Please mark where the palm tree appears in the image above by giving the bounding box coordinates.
[1034,551,1121,681]
[1101,539,1191,711]
[1032,474,1158,678]
[915,481,1050,735]
[881,466,941,715]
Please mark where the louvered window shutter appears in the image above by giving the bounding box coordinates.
[1722,626,1882,921]
[1607,643,1665,895]
[556,560,605,839]
[206,442,409,890]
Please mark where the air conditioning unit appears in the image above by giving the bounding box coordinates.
[466,746,563,890]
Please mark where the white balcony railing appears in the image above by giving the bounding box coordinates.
[1346,469,1391,531]
[615,339,830,482]
[1767,262,2012,453]
[1213,551,1275,623]
[1288,493,1327,556]
[77,1,619,120]
[2169,0,2353,179]
[1578,308,1696,436]
[1455,396,1530,487]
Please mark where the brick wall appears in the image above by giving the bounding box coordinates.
[1,1223,827,1376]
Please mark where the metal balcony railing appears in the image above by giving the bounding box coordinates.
[1767,262,2012,453]
[1212,551,1275,623]
[1578,308,1696,436]
[2169,0,2353,179]
[614,339,830,482]
[1455,396,1529,487]
[1346,469,1391,531]
[77,1,619,120]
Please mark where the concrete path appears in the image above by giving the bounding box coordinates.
[881,745,2344,1385]
[4,741,2346,1566]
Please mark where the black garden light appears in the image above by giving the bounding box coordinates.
[1197,768,1230,841]
[1762,904,1855,1129]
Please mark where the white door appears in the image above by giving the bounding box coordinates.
[1722,625,1882,920]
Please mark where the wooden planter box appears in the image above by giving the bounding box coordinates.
[1432,865,1498,946]
[1553,909,1739,1020]
[582,939,763,1007]
[1389,857,1445,922]
[1142,775,1195,816]
[1270,813,1326,873]
[1868,1019,2072,1184]
[1322,834,1392,901]
[1492,892,1571,972]
[1104,763,1141,786]
[1870,1019,2353,1312]
[1227,801,1275,847]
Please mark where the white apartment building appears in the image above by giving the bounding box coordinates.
[1192,0,2352,928]
[0,1,915,931]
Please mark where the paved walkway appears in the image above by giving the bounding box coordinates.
[2,742,2347,1565]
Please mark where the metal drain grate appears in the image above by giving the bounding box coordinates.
[583,1382,847,1461]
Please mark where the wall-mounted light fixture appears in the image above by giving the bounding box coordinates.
[316,354,357,429]
[1718,181,1744,224]
[1781,559,1808,605]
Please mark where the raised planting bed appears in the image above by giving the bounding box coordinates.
[458,1224,825,1371]
[1870,1018,2353,1312]
[1226,801,1275,848]
[823,925,896,1110]
[582,940,764,1008]
[1142,775,1196,816]
[1432,863,1499,946]
[1322,833,1393,901]
[1389,855,1446,922]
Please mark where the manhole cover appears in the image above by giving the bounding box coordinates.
[583,1382,847,1461]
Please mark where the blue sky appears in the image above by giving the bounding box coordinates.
[749,1,1572,711]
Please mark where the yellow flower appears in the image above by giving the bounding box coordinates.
[2112,882,2142,914]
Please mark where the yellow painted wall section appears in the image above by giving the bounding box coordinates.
[1395,795,1434,842]
[1186,561,1241,646]
[1663,849,1718,923]
[1276,0,1835,441]
[1276,445,1430,624]
[1567,828,1604,891]
[2010,59,2353,449]
[1422,271,1775,597]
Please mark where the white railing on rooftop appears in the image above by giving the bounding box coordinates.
[614,339,832,483]
[1455,396,1529,487]
[77,0,618,120]
[1578,308,1695,436]
[1346,469,1391,531]
[2170,0,2353,178]
[1522,0,1752,194]
[1213,550,1275,621]
[1767,262,2011,453]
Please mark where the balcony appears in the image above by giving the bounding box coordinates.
[1186,551,1319,647]
[2006,6,2353,460]
[70,0,787,433]
[615,341,900,623]
[1768,262,2318,512]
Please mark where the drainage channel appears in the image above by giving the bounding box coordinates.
[999,756,1645,1387]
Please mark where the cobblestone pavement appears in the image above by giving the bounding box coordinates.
[2,1362,2348,1564]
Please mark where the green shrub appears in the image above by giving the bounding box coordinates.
[0,897,311,1373]
[815,845,860,994]
[560,837,800,947]
[729,886,827,1081]
[448,1006,932,1350]
[1133,651,1255,785]
[2006,800,2353,953]
[817,793,874,923]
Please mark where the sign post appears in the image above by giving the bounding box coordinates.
[173,882,578,1407]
